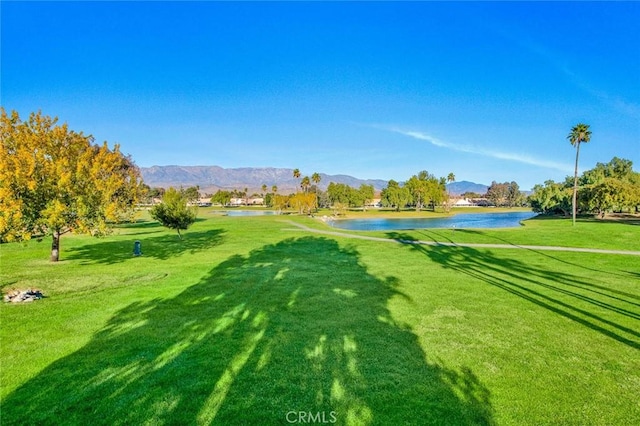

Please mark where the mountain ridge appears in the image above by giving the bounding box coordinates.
[139,165,488,195]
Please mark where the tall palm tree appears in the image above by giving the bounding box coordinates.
[447,173,455,194]
[311,172,321,188]
[567,123,592,226]
[312,172,321,211]
[293,168,301,192]
[301,176,311,193]
[261,184,267,206]
[446,172,455,212]
[271,185,278,210]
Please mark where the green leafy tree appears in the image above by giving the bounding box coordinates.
[577,158,640,216]
[486,181,509,207]
[327,182,352,206]
[406,173,429,211]
[580,157,635,186]
[582,178,633,217]
[348,187,365,209]
[327,182,373,211]
[529,181,572,215]
[358,184,375,211]
[150,187,197,239]
[315,188,330,209]
[148,187,165,201]
[529,156,640,217]
[507,181,523,207]
[462,191,483,199]
[568,123,592,225]
[0,109,142,261]
[181,186,200,204]
[381,180,411,211]
[212,190,232,206]
[431,177,447,211]
[404,171,447,212]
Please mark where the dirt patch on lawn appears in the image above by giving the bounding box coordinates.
[597,213,640,225]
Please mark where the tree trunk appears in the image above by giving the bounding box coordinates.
[51,231,60,262]
[572,142,581,226]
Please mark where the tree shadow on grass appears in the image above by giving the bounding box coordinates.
[454,228,638,281]
[386,232,640,350]
[2,237,494,425]
[65,229,226,265]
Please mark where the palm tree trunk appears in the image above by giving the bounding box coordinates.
[572,142,581,226]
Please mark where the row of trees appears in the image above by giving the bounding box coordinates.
[528,123,640,219]
[380,171,454,212]
[209,171,527,214]
[140,185,201,205]
[529,156,640,217]
[326,182,375,212]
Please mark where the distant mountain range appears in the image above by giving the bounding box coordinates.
[139,165,488,196]
[445,181,489,196]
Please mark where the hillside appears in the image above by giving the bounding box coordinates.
[446,181,489,196]
[140,165,389,194]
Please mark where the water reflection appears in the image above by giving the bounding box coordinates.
[328,211,536,231]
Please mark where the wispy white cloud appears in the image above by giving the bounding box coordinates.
[569,77,640,119]
[383,127,573,172]
[492,24,640,120]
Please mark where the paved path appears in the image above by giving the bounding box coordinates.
[281,220,640,256]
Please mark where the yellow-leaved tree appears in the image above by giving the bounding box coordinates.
[0,109,143,261]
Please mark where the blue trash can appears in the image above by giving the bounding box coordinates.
[133,240,142,256]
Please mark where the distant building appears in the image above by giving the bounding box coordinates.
[196,197,212,207]
[229,197,264,206]
[446,197,490,207]
[452,198,474,207]
[367,198,382,208]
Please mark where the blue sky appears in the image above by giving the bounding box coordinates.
[2,1,639,190]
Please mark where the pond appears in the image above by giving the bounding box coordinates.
[327,211,537,231]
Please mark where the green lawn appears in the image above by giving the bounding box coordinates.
[1,213,639,425]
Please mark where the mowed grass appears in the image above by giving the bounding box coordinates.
[1,212,639,425]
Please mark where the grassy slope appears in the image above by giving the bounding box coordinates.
[1,213,638,425]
